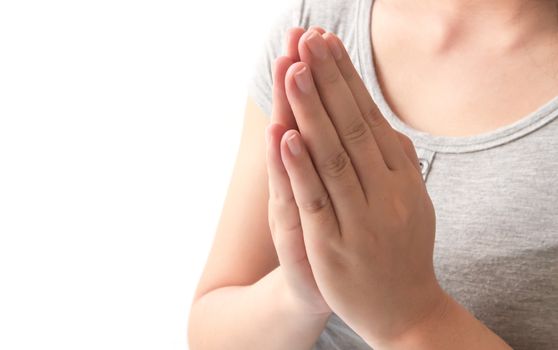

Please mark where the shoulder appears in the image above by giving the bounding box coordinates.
[246,0,364,117]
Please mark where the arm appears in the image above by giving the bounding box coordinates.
[272,28,514,350]
[187,97,330,350]
[189,265,330,350]
[375,292,513,350]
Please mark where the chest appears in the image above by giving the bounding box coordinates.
[371,12,558,138]
[421,128,558,348]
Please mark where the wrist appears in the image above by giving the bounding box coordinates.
[377,290,455,350]
[274,266,332,322]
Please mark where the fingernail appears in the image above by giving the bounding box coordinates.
[294,66,312,94]
[286,133,301,156]
[305,31,328,60]
[308,25,324,34]
[326,34,343,60]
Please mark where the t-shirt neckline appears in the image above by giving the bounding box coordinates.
[355,0,558,154]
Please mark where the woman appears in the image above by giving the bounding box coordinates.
[188,0,558,348]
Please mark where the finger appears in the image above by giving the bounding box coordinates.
[394,130,421,174]
[283,26,325,64]
[272,55,298,129]
[279,128,341,257]
[307,25,326,35]
[322,31,411,172]
[273,26,326,129]
[284,27,306,61]
[265,123,312,275]
[298,28,388,200]
[284,61,367,231]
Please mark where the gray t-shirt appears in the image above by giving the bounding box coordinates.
[246,0,558,348]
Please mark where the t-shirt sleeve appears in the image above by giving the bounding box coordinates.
[246,0,304,118]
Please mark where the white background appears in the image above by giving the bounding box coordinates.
[0,0,288,349]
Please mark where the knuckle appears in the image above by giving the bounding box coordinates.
[321,68,342,86]
[396,204,415,228]
[272,190,296,207]
[390,186,421,227]
[269,196,303,242]
[342,119,370,144]
[410,168,427,188]
[269,187,281,202]
[395,131,420,169]
[397,131,414,149]
[400,137,413,155]
[341,65,358,84]
[319,149,351,179]
[395,199,413,225]
[280,219,303,236]
[385,198,407,231]
[363,106,386,129]
[300,193,331,215]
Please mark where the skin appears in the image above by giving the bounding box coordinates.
[265,1,558,347]
[188,27,333,350]
[371,0,558,136]
[266,27,515,349]
[269,25,440,340]
[188,2,558,349]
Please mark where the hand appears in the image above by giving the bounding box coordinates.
[265,26,332,317]
[272,27,449,346]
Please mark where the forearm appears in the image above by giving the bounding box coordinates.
[375,292,513,350]
[188,266,331,350]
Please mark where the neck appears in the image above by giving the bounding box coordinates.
[378,0,558,51]
[386,0,557,17]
